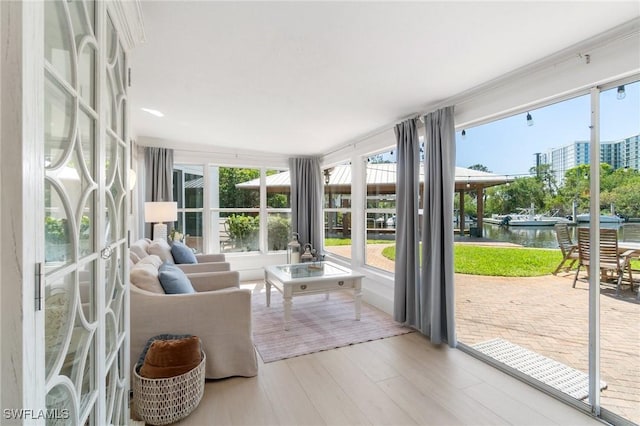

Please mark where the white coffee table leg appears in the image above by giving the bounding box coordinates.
[354,280,362,321]
[283,286,293,331]
[265,272,271,307]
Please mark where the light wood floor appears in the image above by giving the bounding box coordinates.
[176,332,601,425]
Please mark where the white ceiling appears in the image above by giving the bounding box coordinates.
[130,1,639,157]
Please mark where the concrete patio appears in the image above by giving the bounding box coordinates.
[456,271,640,423]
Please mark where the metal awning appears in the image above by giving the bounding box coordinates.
[235,164,514,192]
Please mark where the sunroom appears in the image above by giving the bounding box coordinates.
[1,1,639,425]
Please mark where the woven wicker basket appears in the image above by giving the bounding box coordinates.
[133,352,205,425]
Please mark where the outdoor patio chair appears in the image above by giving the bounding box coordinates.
[553,224,579,275]
[572,228,635,296]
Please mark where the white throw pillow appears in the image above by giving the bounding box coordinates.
[130,263,165,294]
[148,240,175,264]
[137,254,163,269]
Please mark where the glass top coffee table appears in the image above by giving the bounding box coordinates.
[264,261,365,330]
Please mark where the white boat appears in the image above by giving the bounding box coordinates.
[485,206,571,227]
[575,213,624,223]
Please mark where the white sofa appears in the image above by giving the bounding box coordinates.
[130,238,229,273]
[129,249,258,380]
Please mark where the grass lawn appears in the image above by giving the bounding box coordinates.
[381,244,564,277]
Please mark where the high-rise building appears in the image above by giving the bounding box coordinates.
[541,135,639,183]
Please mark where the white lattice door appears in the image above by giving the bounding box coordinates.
[43,1,130,424]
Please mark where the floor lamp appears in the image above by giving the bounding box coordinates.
[145,201,178,241]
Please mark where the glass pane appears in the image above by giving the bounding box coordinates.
[105,192,116,245]
[67,313,93,409]
[78,260,96,323]
[106,15,117,64]
[46,384,75,425]
[184,212,204,254]
[184,166,204,208]
[455,94,594,410]
[106,73,117,132]
[45,180,73,267]
[45,76,75,169]
[267,212,291,251]
[105,311,116,360]
[266,169,290,208]
[220,212,259,252]
[324,211,353,260]
[104,249,117,305]
[78,45,96,109]
[324,162,352,259]
[599,80,640,424]
[78,108,95,180]
[365,152,396,271]
[323,163,351,208]
[218,167,260,208]
[45,274,74,377]
[45,0,73,84]
[68,0,92,41]
[79,193,94,258]
[79,341,95,414]
[105,133,117,188]
[48,150,87,228]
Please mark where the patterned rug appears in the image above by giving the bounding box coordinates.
[251,289,413,363]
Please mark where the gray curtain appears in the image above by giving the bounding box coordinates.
[289,157,323,254]
[421,106,456,346]
[393,119,421,326]
[144,147,174,238]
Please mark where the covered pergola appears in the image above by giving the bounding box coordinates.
[237,164,514,237]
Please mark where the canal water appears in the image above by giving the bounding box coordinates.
[481,222,638,249]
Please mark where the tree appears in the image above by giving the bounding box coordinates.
[219,167,260,208]
[530,163,557,195]
[468,164,491,173]
[485,176,545,214]
[557,163,614,214]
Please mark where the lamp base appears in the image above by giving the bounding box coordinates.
[153,223,168,242]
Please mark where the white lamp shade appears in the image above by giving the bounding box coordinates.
[144,202,178,223]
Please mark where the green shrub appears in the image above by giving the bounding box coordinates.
[268,216,291,250]
[226,214,259,251]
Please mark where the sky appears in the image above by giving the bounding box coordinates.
[455,81,640,176]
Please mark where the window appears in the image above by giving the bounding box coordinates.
[173,164,290,255]
[266,169,291,252]
[365,151,396,272]
[173,165,204,253]
[323,162,352,260]
[212,166,260,253]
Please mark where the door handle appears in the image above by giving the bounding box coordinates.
[101,246,114,259]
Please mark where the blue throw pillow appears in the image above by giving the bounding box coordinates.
[158,262,196,294]
[171,241,198,264]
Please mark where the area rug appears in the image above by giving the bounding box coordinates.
[472,338,607,400]
[251,290,413,363]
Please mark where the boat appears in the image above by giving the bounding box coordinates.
[575,213,624,223]
[485,206,571,227]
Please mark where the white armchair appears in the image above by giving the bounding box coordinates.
[129,266,258,381]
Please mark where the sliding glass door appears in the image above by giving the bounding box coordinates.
[597,80,640,423]
[455,77,640,424]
